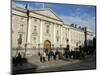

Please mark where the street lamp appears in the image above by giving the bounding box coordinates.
[38,44,40,52]
[24,4,29,57]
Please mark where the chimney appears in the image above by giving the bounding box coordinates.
[75,24,77,28]
[70,24,74,27]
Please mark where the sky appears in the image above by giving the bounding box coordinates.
[12,0,96,35]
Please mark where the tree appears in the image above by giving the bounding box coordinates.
[93,37,96,49]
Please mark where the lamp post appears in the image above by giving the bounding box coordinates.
[24,4,29,57]
[38,44,40,52]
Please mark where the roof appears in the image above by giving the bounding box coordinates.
[12,6,27,13]
[12,5,63,22]
[63,23,85,32]
[12,6,89,32]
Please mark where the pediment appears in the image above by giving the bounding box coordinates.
[32,8,62,21]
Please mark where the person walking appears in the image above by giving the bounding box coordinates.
[53,49,57,60]
[39,49,47,63]
[42,50,46,63]
[47,49,51,61]
[15,52,22,66]
[39,50,43,63]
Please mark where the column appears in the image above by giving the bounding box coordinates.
[27,18,31,44]
[69,29,71,51]
[60,25,62,46]
[40,20,43,48]
[53,23,56,47]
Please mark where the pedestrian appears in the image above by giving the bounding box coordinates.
[55,48,59,59]
[48,51,50,61]
[48,50,52,61]
[42,50,46,63]
[39,50,43,63]
[39,49,47,63]
[45,48,48,56]
[53,49,57,60]
[15,52,22,66]
[64,50,68,59]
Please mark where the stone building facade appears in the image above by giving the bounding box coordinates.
[12,7,93,56]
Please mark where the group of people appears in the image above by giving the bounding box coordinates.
[38,49,59,63]
[13,52,27,67]
[13,53,23,66]
[38,48,88,63]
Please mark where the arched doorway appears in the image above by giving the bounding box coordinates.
[44,40,51,50]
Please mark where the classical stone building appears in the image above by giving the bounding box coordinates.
[12,7,93,56]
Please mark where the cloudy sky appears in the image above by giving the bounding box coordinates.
[12,0,96,35]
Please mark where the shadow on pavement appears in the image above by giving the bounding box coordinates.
[12,62,38,75]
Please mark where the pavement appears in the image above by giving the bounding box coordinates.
[12,54,96,74]
[13,55,80,72]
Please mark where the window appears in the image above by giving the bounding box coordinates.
[20,24,24,31]
[34,18,40,22]
[20,24,23,27]
[34,26,37,32]
[45,21,51,34]
[46,25,49,34]
[76,42,78,46]
[32,26,37,36]
[33,37,36,40]
[57,30,58,35]
[56,30,59,42]
[79,40,81,44]
[20,17,24,20]
[34,18,37,22]
[45,21,50,25]
[56,36,59,42]
[33,36,36,44]
[18,24,24,34]
[21,24,23,29]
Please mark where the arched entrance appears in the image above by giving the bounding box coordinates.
[44,40,51,50]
